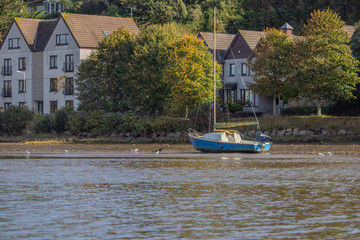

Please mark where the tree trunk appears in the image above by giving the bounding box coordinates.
[273,96,277,116]
[317,101,322,116]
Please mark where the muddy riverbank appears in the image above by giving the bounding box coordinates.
[0,143,359,156]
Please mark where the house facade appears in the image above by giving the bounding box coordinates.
[0,18,42,111]
[222,23,357,115]
[0,13,139,114]
[222,29,274,115]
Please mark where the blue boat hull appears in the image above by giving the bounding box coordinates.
[189,136,271,153]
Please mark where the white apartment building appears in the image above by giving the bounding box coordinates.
[0,13,139,114]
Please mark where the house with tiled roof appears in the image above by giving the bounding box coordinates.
[0,18,46,111]
[222,27,271,114]
[0,13,139,114]
[43,13,139,113]
[221,23,358,115]
[198,32,235,63]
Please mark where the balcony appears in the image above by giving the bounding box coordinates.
[1,88,12,97]
[1,66,12,76]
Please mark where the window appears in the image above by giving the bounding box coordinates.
[19,80,26,93]
[18,57,26,71]
[9,38,20,49]
[50,78,58,92]
[2,81,11,97]
[19,102,26,107]
[3,59,12,75]
[38,102,43,115]
[4,102,11,109]
[240,89,255,106]
[241,63,247,76]
[65,54,74,72]
[230,64,235,76]
[66,100,74,108]
[56,34,68,45]
[50,55,57,69]
[50,101,58,114]
[65,77,74,95]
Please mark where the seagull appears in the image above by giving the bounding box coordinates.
[327,152,332,156]
[153,147,163,154]
[131,149,138,153]
[318,153,324,157]
[65,149,69,153]
[26,150,30,155]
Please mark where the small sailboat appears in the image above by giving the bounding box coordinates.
[188,7,271,153]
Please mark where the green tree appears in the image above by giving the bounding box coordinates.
[248,28,296,115]
[75,27,136,112]
[164,35,221,115]
[0,0,27,43]
[128,23,187,114]
[295,9,360,115]
[2,106,33,135]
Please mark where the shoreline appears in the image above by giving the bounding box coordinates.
[0,142,360,156]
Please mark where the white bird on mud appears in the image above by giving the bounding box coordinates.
[131,149,139,153]
[65,149,69,153]
[26,150,30,155]
[318,153,324,157]
[327,152,332,156]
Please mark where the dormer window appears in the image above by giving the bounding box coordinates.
[103,31,109,38]
[56,34,69,45]
[9,38,20,49]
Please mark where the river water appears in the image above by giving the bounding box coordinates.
[0,153,359,239]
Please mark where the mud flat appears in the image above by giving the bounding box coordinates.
[0,143,359,156]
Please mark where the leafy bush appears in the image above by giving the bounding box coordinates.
[151,116,189,133]
[116,113,152,137]
[67,112,87,135]
[0,111,3,134]
[97,113,123,136]
[34,115,54,133]
[83,110,106,133]
[53,108,69,134]
[228,100,244,113]
[2,106,33,135]
[281,106,316,116]
[188,103,212,132]
[188,103,228,132]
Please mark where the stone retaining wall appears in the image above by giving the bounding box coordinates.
[245,128,358,138]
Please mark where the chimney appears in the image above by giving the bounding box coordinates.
[280,22,294,36]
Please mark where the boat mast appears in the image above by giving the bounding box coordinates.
[213,7,216,129]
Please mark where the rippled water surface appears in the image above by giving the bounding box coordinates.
[1,154,360,239]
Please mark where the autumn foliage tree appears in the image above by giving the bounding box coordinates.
[248,28,296,115]
[76,23,218,116]
[128,23,187,114]
[249,9,360,116]
[295,9,360,115]
[164,35,221,115]
[75,27,136,112]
